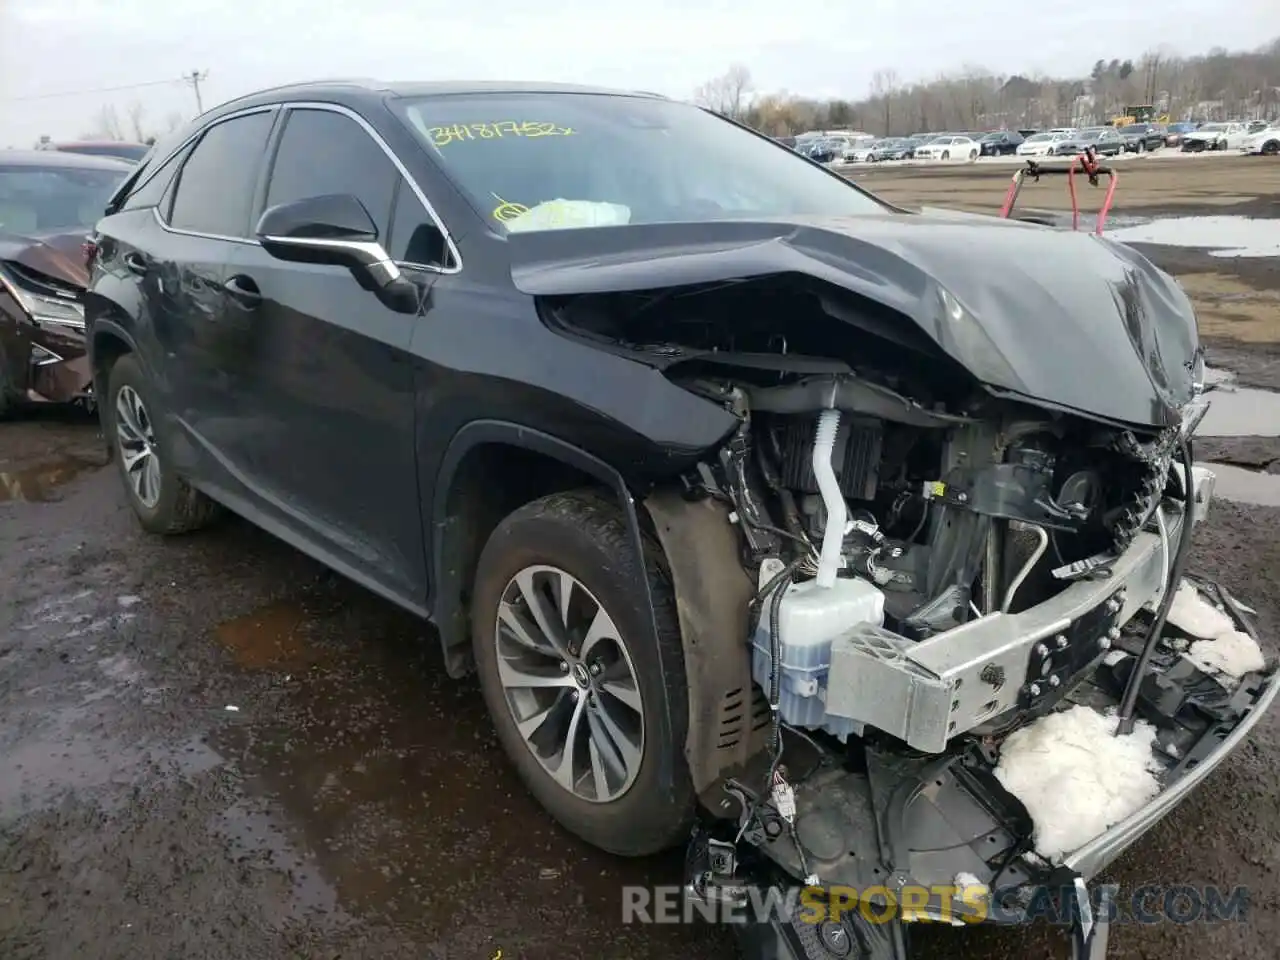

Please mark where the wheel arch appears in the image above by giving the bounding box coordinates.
[88,320,139,456]
[430,420,659,678]
[430,420,764,802]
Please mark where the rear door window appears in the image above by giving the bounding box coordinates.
[168,111,275,238]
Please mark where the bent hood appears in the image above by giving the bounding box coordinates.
[506,212,1199,429]
[0,228,90,288]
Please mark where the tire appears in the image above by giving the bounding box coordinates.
[105,352,221,535]
[470,489,695,856]
[1138,141,1146,153]
[1264,141,1280,156]
[969,150,978,161]
[941,150,950,160]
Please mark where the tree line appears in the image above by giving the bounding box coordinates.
[694,38,1280,136]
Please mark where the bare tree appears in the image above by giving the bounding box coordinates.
[89,105,126,140]
[127,102,148,142]
[868,70,899,135]
[693,64,755,120]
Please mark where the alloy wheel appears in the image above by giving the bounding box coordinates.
[114,384,161,508]
[494,564,645,803]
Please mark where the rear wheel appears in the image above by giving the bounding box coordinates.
[105,353,221,535]
[471,489,695,856]
[1137,140,1146,153]
[969,149,978,161]
[1263,140,1279,156]
[941,150,950,160]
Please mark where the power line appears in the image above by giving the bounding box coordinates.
[1,77,186,103]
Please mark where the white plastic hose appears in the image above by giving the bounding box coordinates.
[811,409,846,588]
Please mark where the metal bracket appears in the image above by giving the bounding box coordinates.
[1069,878,1117,960]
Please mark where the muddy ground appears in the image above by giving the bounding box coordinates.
[2,154,1280,960]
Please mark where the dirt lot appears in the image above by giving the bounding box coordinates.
[2,154,1280,960]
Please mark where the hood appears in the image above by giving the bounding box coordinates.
[0,228,90,289]
[506,212,1199,430]
[1185,130,1223,140]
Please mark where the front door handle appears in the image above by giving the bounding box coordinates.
[123,251,149,276]
[223,274,262,309]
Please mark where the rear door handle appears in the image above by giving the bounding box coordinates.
[223,274,262,309]
[123,251,149,276]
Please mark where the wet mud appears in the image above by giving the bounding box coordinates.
[3,155,1280,960]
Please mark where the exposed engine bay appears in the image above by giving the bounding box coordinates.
[545,274,1272,960]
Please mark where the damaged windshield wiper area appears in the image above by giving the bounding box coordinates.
[541,272,1276,960]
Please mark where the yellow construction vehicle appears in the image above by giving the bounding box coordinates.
[1110,105,1169,126]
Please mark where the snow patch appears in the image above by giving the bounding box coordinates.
[1165,581,1265,687]
[1186,630,1266,681]
[994,705,1162,861]
[1167,581,1235,638]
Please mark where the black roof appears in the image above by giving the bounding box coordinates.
[0,149,137,170]
[208,78,668,118]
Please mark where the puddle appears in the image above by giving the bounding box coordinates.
[0,454,103,502]
[1197,383,1280,437]
[214,600,330,670]
[1107,216,1280,258]
[1200,462,1280,507]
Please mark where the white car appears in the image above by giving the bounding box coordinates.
[1242,123,1280,156]
[1181,122,1249,151]
[912,135,980,162]
[1016,132,1074,157]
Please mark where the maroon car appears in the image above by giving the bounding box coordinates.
[0,150,133,415]
[48,140,153,164]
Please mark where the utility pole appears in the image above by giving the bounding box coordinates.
[184,69,209,113]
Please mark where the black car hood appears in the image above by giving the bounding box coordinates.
[506,211,1198,429]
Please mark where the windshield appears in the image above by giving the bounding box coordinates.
[0,163,127,234]
[1200,123,1226,132]
[394,93,887,232]
[1025,133,1052,142]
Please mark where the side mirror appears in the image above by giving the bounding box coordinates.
[254,193,420,313]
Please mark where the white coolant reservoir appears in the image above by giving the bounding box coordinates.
[751,576,886,740]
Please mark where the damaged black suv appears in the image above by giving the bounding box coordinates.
[86,81,1274,960]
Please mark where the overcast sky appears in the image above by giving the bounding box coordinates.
[3,0,1279,147]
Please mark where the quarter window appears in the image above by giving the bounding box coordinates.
[122,143,193,213]
[168,111,274,237]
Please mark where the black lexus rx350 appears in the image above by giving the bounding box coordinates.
[84,80,1273,958]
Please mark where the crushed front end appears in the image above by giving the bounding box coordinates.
[665,370,1275,958]
[0,238,92,411]
[527,218,1277,959]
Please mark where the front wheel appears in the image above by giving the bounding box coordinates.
[470,489,695,856]
[105,353,221,535]
[941,150,950,160]
[1263,140,1280,156]
[969,149,978,161]
[1138,140,1146,153]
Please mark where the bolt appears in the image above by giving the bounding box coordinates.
[589,661,602,676]
[957,492,968,502]
[1035,643,1049,658]
[1048,675,1061,688]
[1029,683,1042,696]
[1107,627,1121,641]
[1056,634,1069,649]
[569,689,579,701]
[559,661,570,672]
[1099,635,1112,650]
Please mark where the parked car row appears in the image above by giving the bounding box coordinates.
[795,117,1280,165]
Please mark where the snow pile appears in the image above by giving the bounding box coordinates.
[994,705,1162,860]
[1167,581,1235,638]
[1166,580,1265,684]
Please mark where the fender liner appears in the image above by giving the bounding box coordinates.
[430,419,675,788]
[642,489,768,801]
